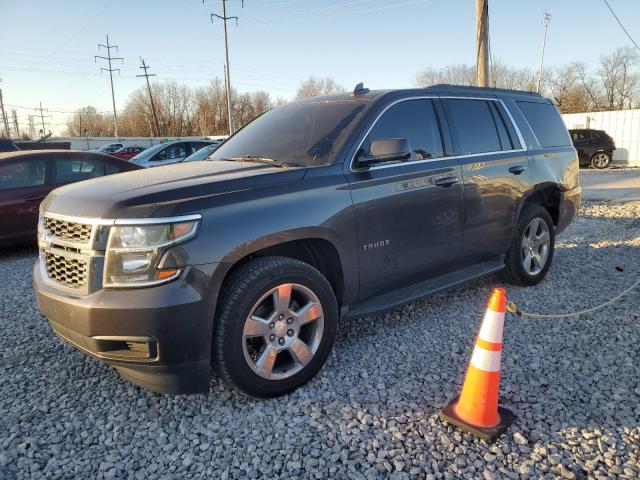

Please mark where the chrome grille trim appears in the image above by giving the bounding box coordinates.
[44,251,88,288]
[43,217,92,242]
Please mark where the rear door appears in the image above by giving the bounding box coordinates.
[52,154,108,189]
[346,98,464,299]
[442,97,531,264]
[0,156,50,245]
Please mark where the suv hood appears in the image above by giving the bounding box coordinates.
[42,160,306,219]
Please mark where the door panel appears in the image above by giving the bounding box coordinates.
[0,158,50,245]
[441,97,531,263]
[349,160,464,299]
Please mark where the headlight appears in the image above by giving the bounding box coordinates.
[104,215,200,288]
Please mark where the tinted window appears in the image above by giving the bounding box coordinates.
[445,99,501,155]
[153,143,188,161]
[105,162,121,175]
[54,158,106,183]
[0,159,46,190]
[517,101,571,147]
[211,99,369,167]
[360,99,444,162]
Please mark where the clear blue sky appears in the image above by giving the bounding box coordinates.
[1,0,639,134]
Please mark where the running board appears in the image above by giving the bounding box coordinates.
[343,259,505,320]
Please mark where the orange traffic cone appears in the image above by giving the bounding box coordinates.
[438,288,514,441]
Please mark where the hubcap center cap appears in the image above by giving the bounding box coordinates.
[274,319,288,337]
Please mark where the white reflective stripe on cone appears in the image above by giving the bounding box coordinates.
[477,309,505,344]
[470,346,502,372]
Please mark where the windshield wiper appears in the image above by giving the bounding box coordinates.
[220,156,289,168]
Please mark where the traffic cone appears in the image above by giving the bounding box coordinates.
[438,288,514,441]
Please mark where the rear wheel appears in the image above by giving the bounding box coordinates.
[500,205,555,286]
[213,256,338,397]
[590,152,612,169]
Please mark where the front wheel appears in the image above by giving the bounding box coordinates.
[213,256,338,397]
[500,205,555,286]
[591,152,612,169]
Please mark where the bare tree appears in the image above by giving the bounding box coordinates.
[295,77,346,99]
[598,46,640,110]
[415,61,535,90]
[65,106,110,136]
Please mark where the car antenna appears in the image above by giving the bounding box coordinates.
[353,82,370,95]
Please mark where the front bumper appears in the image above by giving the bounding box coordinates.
[556,185,581,235]
[33,262,220,394]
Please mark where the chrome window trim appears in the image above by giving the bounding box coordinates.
[349,95,528,172]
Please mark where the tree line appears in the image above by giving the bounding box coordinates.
[65,45,639,137]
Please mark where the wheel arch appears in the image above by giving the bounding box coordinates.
[517,184,562,226]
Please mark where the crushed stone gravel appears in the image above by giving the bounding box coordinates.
[1,201,639,479]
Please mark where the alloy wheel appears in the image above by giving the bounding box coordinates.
[593,153,610,169]
[242,283,324,380]
[521,217,551,276]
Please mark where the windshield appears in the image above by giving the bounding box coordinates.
[185,143,219,162]
[211,99,368,167]
[130,143,166,163]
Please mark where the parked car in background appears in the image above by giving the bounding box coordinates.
[130,140,216,167]
[33,85,580,397]
[0,150,141,247]
[569,129,615,169]
[0,138,20,152]
[94,143,125,154]
[110,146,145,161]
[181,141,223,162]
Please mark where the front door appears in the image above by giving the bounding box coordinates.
[0,157,50,245]
[346,98,464,300]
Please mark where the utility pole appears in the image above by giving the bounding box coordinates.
[11,109,19,138]
[475,0,489,87]
[95,35,123,137]
[27,115,35,139]
[209,0,239,135]
[537,11,551,93]
[137,57,161,137]
[0,82,10,137]
[37,102,51,137]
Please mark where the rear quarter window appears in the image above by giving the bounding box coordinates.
[517,101,571,148]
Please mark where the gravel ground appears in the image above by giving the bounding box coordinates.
[1,201,639,480]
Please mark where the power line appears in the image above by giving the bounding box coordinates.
[95,34,123,136]
[137,57,161,137]
[37,102,52,136]
[602,0,640,53]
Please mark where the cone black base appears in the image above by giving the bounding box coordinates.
[438,395,515,442]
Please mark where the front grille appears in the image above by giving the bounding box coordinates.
[45,252,88,288]
[44,217,92,243]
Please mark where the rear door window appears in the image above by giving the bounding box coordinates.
[54,158,106,183]
[517,101,571,147]
[0,159,46,190]
[444,99,502,155]
[360,99,444,162]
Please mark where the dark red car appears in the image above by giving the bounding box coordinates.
[0,150,142,247]
[109,146,146,161]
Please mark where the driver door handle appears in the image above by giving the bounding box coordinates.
[434,176,459,188]
[509,165,527,175]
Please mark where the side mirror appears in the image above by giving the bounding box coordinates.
[357,138,411,168]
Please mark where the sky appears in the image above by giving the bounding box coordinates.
[0,0,639,135]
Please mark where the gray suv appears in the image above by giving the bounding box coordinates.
[33,85,580,397]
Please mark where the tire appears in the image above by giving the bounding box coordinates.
[213,256,338,397]
[500,205,555,287]
[590,152,612,169]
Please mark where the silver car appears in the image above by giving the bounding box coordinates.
[130,140,215,168]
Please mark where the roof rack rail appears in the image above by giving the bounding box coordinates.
[430,84,541,96]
